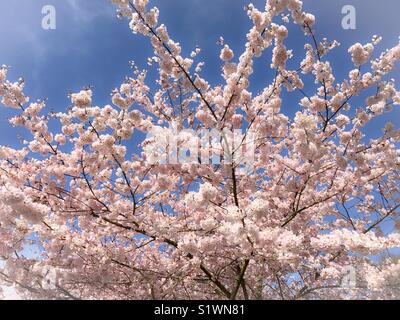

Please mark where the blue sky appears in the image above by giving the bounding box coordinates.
[0,0,400,299]
[0,1,399,232]
[1,0,399,241]
[0,0,399,147]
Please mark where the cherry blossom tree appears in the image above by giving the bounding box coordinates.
[1,0,400,300]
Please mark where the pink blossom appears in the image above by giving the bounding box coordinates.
[0,0,399,300]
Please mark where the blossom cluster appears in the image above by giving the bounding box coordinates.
[0,0,399,300]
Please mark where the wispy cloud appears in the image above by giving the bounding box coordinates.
[66,0,114,23]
